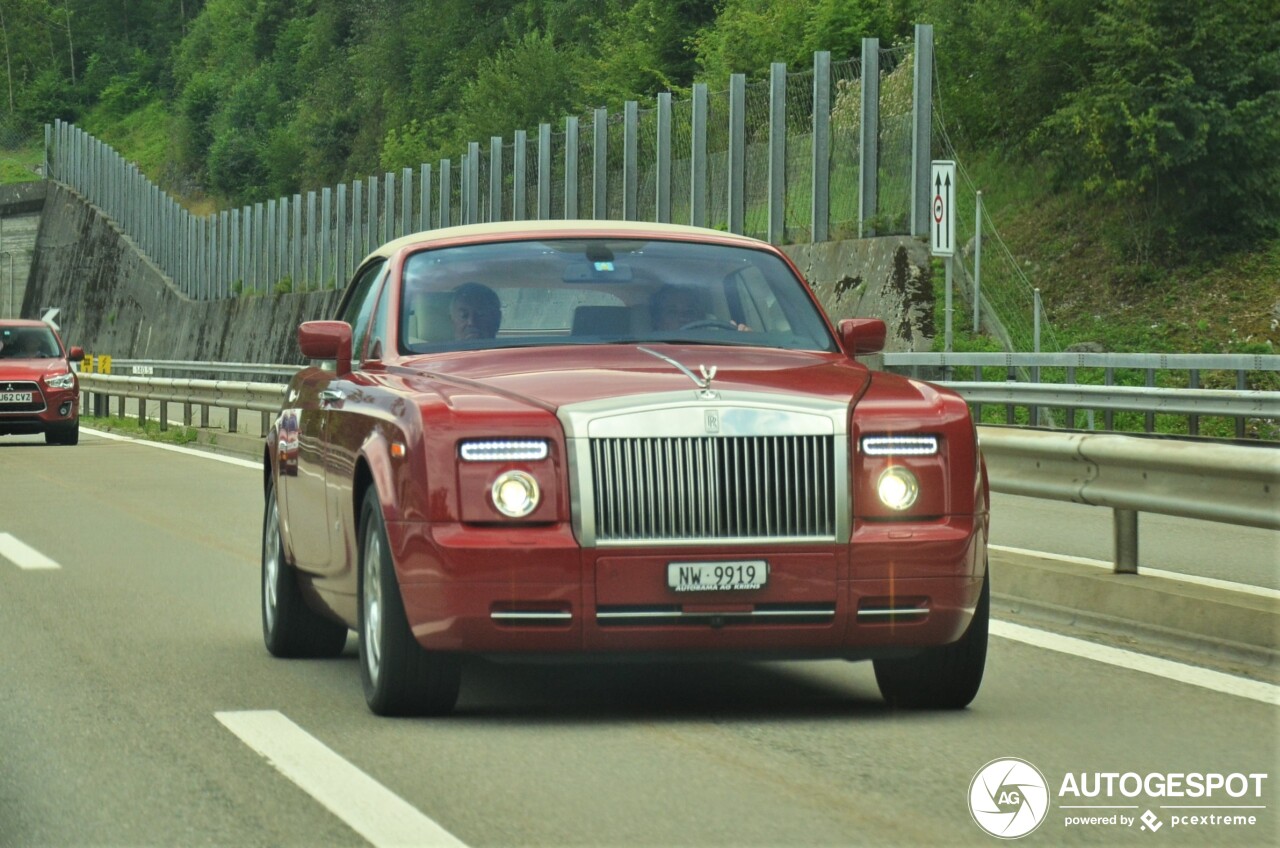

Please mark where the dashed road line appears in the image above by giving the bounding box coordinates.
[215,710,468,848]
[0,533,61,570]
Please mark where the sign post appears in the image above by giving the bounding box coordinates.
[930,160,956,351]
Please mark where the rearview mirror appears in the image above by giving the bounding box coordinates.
[837,318,886,356]
[298,321,353,375]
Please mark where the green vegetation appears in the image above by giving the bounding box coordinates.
[82,415,199,445]
[0,0,1275,358]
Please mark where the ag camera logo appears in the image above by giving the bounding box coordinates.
[970,758,1051,839]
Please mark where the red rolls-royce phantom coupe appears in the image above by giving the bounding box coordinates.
[262,221,989,716]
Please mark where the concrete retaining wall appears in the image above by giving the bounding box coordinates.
[22,180,934,362]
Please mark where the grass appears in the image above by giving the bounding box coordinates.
[0,144,46,184]
[82,414,200,446]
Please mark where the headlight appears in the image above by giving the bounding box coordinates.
[44,372,75,389]
[491,470,540,517]
[876,467,919,511]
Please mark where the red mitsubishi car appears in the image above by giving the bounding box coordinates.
[262,221,990,716]
[0,320,84,445]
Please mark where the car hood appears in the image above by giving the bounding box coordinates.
[0,360,68,382]
[402,344,873,412]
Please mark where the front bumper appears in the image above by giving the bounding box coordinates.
[387,516,986,658]
[0,384,78,435]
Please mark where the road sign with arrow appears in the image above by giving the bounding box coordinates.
[930,160,956,257]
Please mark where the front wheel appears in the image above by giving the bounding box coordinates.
[873,572,989,710]
[358,487,461,716]
[45,420,79,445]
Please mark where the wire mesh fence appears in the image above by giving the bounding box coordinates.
[38,27,1049,355]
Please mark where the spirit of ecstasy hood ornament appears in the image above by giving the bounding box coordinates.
[637,347,720,399]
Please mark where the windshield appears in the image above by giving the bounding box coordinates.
[0,326,59,359]
[398,238,837,354]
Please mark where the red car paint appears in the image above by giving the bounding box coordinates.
[262,221,990,715]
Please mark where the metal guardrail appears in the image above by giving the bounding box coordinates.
[77,368,1279,577]
[109,359,301,380]
[885,351,1280,438]
[949,382,1278,418]
[978,426,1280,573]
[79,372,286,435]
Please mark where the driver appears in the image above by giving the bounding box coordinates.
[649,284,749,332]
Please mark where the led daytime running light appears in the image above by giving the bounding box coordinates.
[460,440,549,462]
[861,435,938,456]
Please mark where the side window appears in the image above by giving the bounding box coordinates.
[338,260,387,361]
[366,276,393,361]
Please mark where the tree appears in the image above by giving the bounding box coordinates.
[1041,0,1280,251]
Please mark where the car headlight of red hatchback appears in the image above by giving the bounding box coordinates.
[43,371,76,390]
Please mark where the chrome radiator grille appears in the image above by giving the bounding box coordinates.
[589,435,837,542]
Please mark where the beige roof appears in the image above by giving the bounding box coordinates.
[362,219,771,267]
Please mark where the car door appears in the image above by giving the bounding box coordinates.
[284,259,387,574]
[318,262,397,582]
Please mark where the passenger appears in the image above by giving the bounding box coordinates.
[449,282,501,340]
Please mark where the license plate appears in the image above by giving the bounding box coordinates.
[0,392,32,404]
[667,561,768,592]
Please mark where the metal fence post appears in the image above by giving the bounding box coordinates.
[490,137,503,222]
[728,73,746,235]
[691,83,708,228]
[623,101,638,221]
[438,159,452,229]
[811,51,831,243]
[1114,509,1139,574]
[911,23,934,237]
[564,116,579,219]
[537,123,551,220]
[593,108,607,220]
[860,38,880,238]
[513,130,527,221]
[656,93,672,224]
[974,190,983,333]
[401,168,413,237]
[768,63,786,243]
[419,163,432,231]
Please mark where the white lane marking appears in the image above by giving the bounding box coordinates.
[991,620,1279,706]
[82,427,260,469]
[991,544,1280,600]
[0,533,61,570]
[215,710,468,848]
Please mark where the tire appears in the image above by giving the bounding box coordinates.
[45,420,79,445]
[262,478,349,658]
[873,572,989,710]
[358,487,460,717]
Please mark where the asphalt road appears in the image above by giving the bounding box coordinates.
[1,430,1276,847]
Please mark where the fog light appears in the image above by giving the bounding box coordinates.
[876,467,919,511]
[491,470,540,517]
[59,401,72,416]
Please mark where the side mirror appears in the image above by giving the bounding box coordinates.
[67,346,84,363]
[298,321,353,375]
[837,318,886,356]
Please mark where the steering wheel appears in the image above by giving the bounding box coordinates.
[679,318,740,332]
